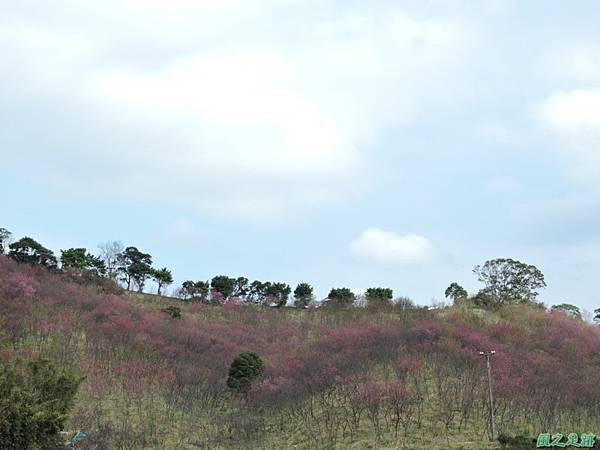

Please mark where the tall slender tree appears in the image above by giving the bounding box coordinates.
[117,246,153,291]
[0,227,12,254]
[153,267,173,296]
[294,282,314,308]
[98,240,124,279]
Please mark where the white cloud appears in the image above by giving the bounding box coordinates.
[0,2,473,221]
[88,51,357,176]
[538,89,600,130]
[536,89,600,187]
[350,228,434,267]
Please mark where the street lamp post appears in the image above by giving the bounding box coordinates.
[479,350,496,441]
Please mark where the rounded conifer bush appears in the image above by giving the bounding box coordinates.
[226,351,265,394]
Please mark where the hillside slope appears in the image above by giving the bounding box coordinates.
[1,256,600,449]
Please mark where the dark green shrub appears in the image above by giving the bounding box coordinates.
[161,305,182,318]
[227,351,265,394]
[498,433,536,449]
[0,357,84,449]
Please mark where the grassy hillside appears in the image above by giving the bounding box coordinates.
[1,256,600,449]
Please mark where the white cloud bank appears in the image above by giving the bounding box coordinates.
[350,228,434,267]
[0,1,472,221]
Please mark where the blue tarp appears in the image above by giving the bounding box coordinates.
[64,430,88,448]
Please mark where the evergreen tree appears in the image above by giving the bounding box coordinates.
[327,287,356,307]
[153,267,173,296]
[293,282,314,308]
[9,237,57,268]
[226,351,265,394]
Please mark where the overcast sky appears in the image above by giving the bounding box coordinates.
[3,0,600,311]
